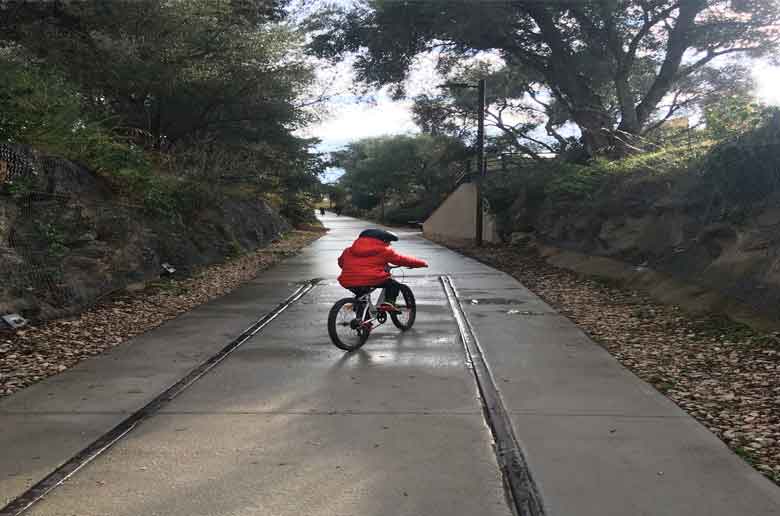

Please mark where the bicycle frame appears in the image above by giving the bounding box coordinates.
[354,288,386,330]
[352,266,404,330]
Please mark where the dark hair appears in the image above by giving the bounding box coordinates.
[359,228,399,242]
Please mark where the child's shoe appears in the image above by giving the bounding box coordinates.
[378,302,402,313]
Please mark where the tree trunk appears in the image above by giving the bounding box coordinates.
[635,1,705,128]
[615,74,640,135]
[525,7,623,158]
[570,107,618,157]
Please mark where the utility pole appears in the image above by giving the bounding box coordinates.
[439,78,487,246]
[475,78,486,247]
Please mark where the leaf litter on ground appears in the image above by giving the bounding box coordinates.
[0,229,326,399]
[437,239,780,487]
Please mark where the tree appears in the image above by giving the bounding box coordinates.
[334,134,468,220]
[7,1,312,150]
[1,0,324,199]
[309,0,780,156]
[334,136,416,219]
[704,91,767,140]
[413,62,568,159]
[323,183,348,208]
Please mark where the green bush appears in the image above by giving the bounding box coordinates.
[484,142,706,211]
[543,161,611,202]
[1,57,153,182]
[384,202,436,225]
[0,57,81,147]
[0,55,323,228]
[280,194,317,227]
[703,109,780,205]
[0,68,220,219]
[704,94,766,141]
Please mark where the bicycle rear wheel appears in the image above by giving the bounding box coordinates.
[328,298,370,351]
[390,284,416,331]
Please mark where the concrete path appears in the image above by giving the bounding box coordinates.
[1,212,779,515]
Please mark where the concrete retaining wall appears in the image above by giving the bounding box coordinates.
[423,183,500,244]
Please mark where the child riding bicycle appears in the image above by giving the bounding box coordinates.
[337,228,428,312]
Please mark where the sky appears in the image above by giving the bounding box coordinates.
[298,53,444,182]
[304,59,780,182]
[293,0,780,183]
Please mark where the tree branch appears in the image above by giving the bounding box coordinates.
[643,90,685,134]
[626,3,680,66]
[635,0,706,128]
[545,117,568,148]
[484,108,553,157]
[518,133,556,154]
[679,45,769,77]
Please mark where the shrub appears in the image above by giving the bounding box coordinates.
[384,202,435,225]
[703,109,780,205]
[280,194,317,227]
[1,56,153,182]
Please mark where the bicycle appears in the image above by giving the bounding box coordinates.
[327,266,416,351]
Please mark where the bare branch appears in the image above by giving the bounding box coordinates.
[626,3,680,65]
[680,45,770,77]
[518,132,557,154]
[636,0,707,127]
[545,117,568,147]
[643,90,684,134]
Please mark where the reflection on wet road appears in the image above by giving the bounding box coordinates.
[24,213,515,516]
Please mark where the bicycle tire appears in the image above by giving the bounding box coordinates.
[328,298,370,351]
[391,284,416,331]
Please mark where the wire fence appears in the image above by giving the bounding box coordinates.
[0,144,145,321]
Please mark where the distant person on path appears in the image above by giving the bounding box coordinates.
[337,228,427,312]
[335,205,343,216]
[320,207,325,216]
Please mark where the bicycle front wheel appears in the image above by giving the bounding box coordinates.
[328,298,370,351]
[390,284,416,331]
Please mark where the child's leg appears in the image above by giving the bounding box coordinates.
[378,279,401,304]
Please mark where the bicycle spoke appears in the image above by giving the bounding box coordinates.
[334,303,365,347]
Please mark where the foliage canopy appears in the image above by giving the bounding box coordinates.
[309,0,780,156]
[1,0,324,224]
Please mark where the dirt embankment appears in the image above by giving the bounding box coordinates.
[495,117,780,328]
[0,143,290,321]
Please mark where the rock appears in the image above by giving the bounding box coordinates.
[65,231,98,245]
[510,232,535,246]
[0,143,291,321]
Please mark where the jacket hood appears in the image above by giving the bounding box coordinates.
[349,236,388,257]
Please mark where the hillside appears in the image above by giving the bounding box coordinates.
[485,112,780,326]
[0,144,290,321]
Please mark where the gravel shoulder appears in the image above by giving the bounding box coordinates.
[436,238,780,486]
[0,229,326,399]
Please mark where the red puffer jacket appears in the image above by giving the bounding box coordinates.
[337,237,428,288]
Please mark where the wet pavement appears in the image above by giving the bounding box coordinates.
[2,212,780,515]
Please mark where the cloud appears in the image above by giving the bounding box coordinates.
[303,93,419,152]
[753,62,780,106]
